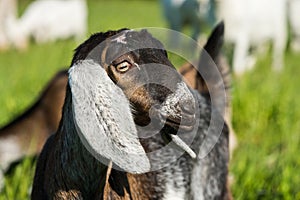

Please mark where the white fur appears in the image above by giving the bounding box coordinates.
[191,162,204,200]
[111,33,127,44]
[170,0,186,7]
[0,170,3,192]
[0,137,22,170]
[218,0,288,74]
[163,170,186,200]
[69,59,150,174]
[0,136,19,192]
[288,0,300,51]
[5,0,87,49]
[0,0,16,49]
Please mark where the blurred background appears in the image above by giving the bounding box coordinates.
[0,0,300,199]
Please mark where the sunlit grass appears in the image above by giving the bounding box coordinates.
[231,52,300,199]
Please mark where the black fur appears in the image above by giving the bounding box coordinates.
[32,24,230,199]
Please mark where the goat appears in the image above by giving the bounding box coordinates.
[288,0,300,51]
[0,52,224,191]
[161,0,216,43]
[0,70,67,191]
[179,38,237,157]
[5,0,87,50]
[0,27,232,192]
[218,0,288,74]
[0,0,16,50]
[32,23,231,199]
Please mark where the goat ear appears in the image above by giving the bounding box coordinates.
[195,21,228,119]
[196,21,226,94]
[69,60,150,174]
[202,21,224,60]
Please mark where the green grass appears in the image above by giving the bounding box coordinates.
[1,0,300,199]
[231,53,300,199]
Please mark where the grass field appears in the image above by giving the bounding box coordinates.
[1,0,300,199]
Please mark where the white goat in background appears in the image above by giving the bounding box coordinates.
[218,0,288,74]
[5,0,87,50]
[0,0,16,50]
[288,0,300,51]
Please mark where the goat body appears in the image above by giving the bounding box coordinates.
[5,0,87,49]
[218,0,288,74]
[0,70,67,190]
[0,0,16,50]
[161,0,216,42]
[179,53,237,157]
[288,0,300,51]
[0,27,233,192]
[32,24,230,199]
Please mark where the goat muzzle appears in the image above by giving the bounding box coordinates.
[158,82,197,132]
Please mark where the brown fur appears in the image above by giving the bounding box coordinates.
[2,26,230,199]
[0,55,206,172]
[32,27,231,199]
[0,70,67,171]
[32,29,196,199]
[0,25,234,172]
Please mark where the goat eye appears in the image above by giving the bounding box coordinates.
[116,61,131,73]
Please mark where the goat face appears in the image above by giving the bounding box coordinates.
[75,29,197,135]
[68,29,198,173]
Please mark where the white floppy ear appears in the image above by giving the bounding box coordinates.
[69,59,150,173]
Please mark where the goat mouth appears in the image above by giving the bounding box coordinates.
[164,114,196,132]
[148,105,197,159]
[148,105,196,132]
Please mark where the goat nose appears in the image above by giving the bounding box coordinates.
[181,101,195,115]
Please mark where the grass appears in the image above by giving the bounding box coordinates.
[0,0,300,199]
[231,52,300,199]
